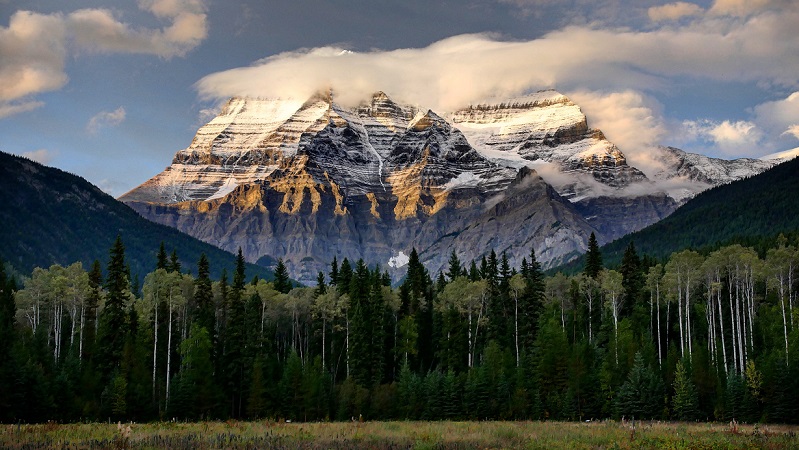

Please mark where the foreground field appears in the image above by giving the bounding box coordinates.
[2,420,797,449]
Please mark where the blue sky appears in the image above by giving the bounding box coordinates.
[2,0,798,196]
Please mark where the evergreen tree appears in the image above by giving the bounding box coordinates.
[0,260,17,421]
[614,352,663,419]
[446,250,463,281]
[673,360,699,420]
[620,241,644,319]
[224,248,248,417]
[329,256,339,287]
[97,235,130,378]
[156,242,168,271]
[584,232,603,279]
[338,258,352,296]
[274,258,292,294]
[315,271,327,297]
[168,249,181,273]
[194,253,214,336]
[519,248,545,356]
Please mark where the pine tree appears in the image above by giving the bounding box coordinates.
[224,248,247,417]
[315,271,327,297]
[446,250,462,281]
[620,241,644,319]
[274,258,292,294]
[194,254,214,336]
[672,360,699,420]
[168,249,181,273]
[519,248,545,356]
[614,352,663,419]
[584,232,603,279]
[0,260,17,421]
[156,242,168,271]
[338,258,352,296]
[329,256,339,287]
[97,235,130,378]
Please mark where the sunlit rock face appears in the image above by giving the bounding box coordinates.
[121,90,774,284]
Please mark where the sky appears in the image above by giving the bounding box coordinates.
[2,0,799,197]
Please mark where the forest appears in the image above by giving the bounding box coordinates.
[1,232,798,424]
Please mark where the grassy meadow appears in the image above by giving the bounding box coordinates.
[2,420,797,449]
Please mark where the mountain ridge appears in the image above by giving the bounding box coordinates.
[0,150,275,281]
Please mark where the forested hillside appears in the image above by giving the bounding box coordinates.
[0,151,274,282]
[1,231,798,423]
[594,156,799,268]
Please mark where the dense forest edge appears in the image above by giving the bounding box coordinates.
[558,155,799,273]
[1,230,798,424]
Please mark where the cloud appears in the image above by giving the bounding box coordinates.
[682,119,763,156]
[708,0,793,17]
[197,4,799,115]
[648,2,704,21]
[86,107,127,134]
[753,92,799,141]
[784,125,799,140]
[0,1,208,118]
[567,90,667,176]
[21,149,57,165]
[0,100,43,118]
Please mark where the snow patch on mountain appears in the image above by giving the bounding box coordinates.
[388,251,410,268]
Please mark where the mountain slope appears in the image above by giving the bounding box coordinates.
[0,151,275,281]
[594,155,799,266]
[122,92,601,284]
[120,90,784,283]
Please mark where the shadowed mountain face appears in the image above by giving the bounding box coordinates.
[0,151,275,281]
[121,90,779,284]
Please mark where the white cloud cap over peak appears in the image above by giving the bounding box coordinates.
[648,2,704,22]
[196,2,799,113]
[86,107,127,134]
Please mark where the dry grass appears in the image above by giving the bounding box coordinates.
[2,420,797,449]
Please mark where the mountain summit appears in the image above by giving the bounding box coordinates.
[121,90,780,284]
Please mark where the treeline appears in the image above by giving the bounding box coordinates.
[1,232,798,423]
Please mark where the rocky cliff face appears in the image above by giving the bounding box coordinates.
[123,91,601,284]
[121,90,776,284]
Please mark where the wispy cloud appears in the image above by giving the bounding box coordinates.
[0,100,43,119]
[682,119,763,157]
[648,2,704,21]
[86,107,126,134]
[22,148,57,165]
[0,0,208,118]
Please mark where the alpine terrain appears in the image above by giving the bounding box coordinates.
[121,90,784,284]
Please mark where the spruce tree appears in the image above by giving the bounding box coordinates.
[614,352,663,419]
[329,256,339,287]
[672,360,699,420]
[168,249,181,273]
[156,242,168,270]
[338,258,352,296]
[97,235,130,378]
[620,241,644,319]
[584,232,603,279]
[274,258,292,294]
[194,253,214,335]
[519,247,545,355]
[446,250,462,281]
[315,271,327,297]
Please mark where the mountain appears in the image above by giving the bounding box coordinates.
[590,154,799,267]
[122,92,603,284]
[121,90,780,284]
[0,150,275,281]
